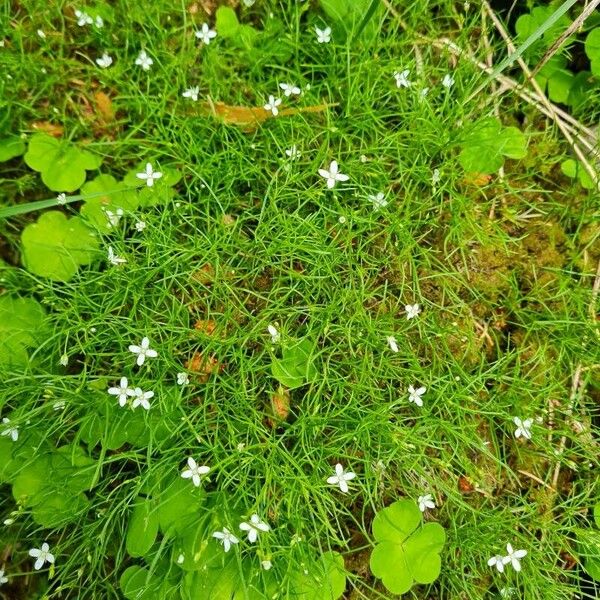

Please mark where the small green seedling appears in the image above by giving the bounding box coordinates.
[561,159,596,190]
[458,117,527,174]
[271,337,319,389]
[24,133,102,192]
[0,135,26,162]
[0,295,47,367]
[370,499,446,595]
[21,211,99,281]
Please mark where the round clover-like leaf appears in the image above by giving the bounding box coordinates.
[370,500,446,595]
[21,211,99,281]
[585,28,600,76]
[290,551,346,600]
[120,566,161,600]
[0,135,26,162]
[80,174,139,231]
[24,133,102,192]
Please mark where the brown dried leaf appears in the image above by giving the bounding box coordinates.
[193,319,217,336]
[30,121,64,137]
[192,264,215,284]
[186,352,222,382]
[462,172,493,186]
[271,387,290,421]
[94,91,115,122]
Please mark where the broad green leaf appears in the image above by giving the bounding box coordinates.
[21,211,99,281]
[51,445,97,492]
[216,6,240,38]
[0,295,46,368]
[290,551,346,599]
[595,504,600,529]
[31,491,90,528]
[127,497,160,557]
[271,338,319,389]
[515,6,572,61]
[11,456,52,507]
[561,159,595,190]
[372,499,421,542]
[0,136,26,162]
[156,476,204,535]
[585,28,600,76]
[24,134,102,192]
[578,528,600,581]
[120,566,162,600]
[319,0,381,36]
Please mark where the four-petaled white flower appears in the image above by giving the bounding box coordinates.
[326,463,356,493]
[368,192,388,210]
[285,145,301,160]
[394,69,411,88]
[513,417,532,440]
[96,53,113,68]
[196,23,217,45]
[405,303,421,319]
[75,10,93,26]
[503,544,527,572]
[182,86,200,101]
[279,83,301,97]
[181,457,210,487]
[1,418,18,442]
[212,527,239,552]
[268,324,280,343]
[128,387,153,410]
[29,543,55,571]
[318,160,349,189]
[487,554,506,573]
[0,569,7,585]
[315,26,331,44]
[177,372,189,386]
[104,208,123,228]
[135,50,153,71]
[264,95,282,116]
[387,335,399,353]
[107,246,126,266]
[56,192,67,205]
[136,162,162,187]
[108,377,132,407]
[95,15,104,28]
[239,514,270,543]
[417,494,436,512]
[408,385,426,407]
[442,73,455,88]
[135,220,146,232]
[128,337,158,366]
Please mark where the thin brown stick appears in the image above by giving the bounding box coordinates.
[517,469,556,491]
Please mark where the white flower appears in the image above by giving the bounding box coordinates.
[1,418,18,442]
[136,162,162,187]
[37,29,46,39]
[279,83,301,97]
[212,527,239,552]
[387,335,399,353]
[239,514,270,543]
[135,220,146,232]
[405,303,421,319]
[0,569,7,585]
[135,50,153,71]
[176,553,185,564]
[59,354,69,366]
[75,10,93,26]
[53,401,66,411]
[128,387,154,410]
[285,145,301,160]
[318,160,349,189]
[261,559,272,570]
[3,518,14,525]
[29,543,55,570]
[419,87,430,100]
[56,192,67,205]
[108,377,132,407]
[368,192,388,210]
[513,417,532,440]
[177,372,189,386]
[417,494,436,512]
[104,208,123,228]
[408,385,426,407]
[264,95,282,116]
[432,168,441,187]
[442,73,455,88]
[96,53,113,68]
[267,324,280,343]
[243,0,256,5]
[487,554,506,573]
[502,544,527,572]
[315,26,331,43]
[181,457,210,487]
[182,86,200,101]
[94,16,104,28]
[107,246,126,266]
[128,337,158,366]
[326,463,356,493]
[394,69,411,88]
[196,23,217,44]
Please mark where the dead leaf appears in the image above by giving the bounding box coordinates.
[200,99,338,132]
[31,121,64,137]
[271,387,290,421]
[192,264,215,284]
[462,172,493,186]
[94,91,114,122]
[458,475,474,493]
[186,352,222,382]
[193,319,217,336]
